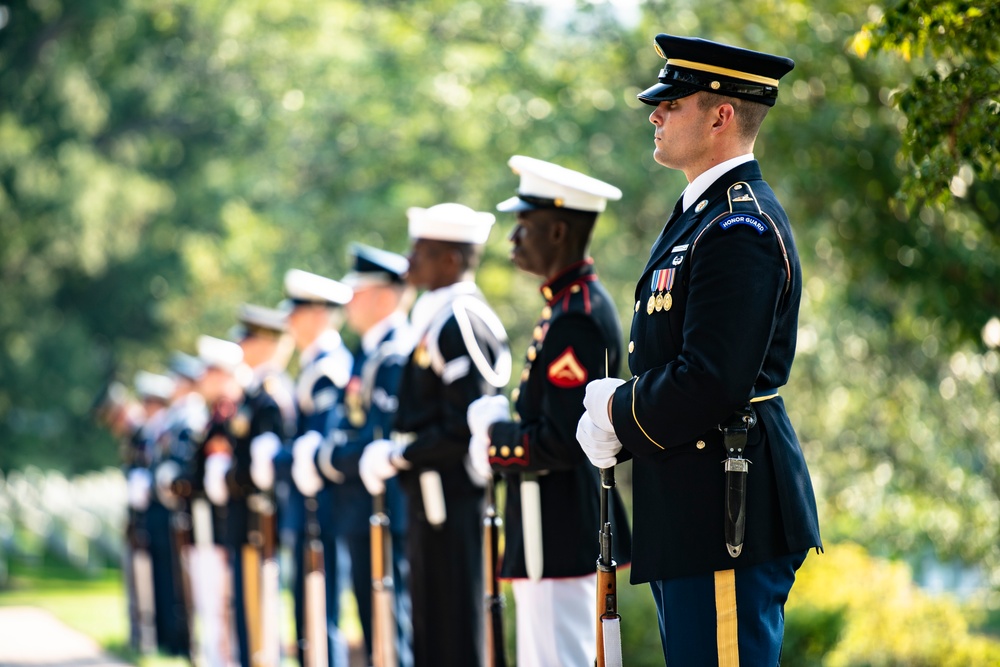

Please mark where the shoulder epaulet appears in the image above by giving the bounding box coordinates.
[690,181,791,293]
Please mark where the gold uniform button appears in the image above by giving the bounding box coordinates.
[571,284,581,293]
[542,287,553,300]
[527,346,537,361]
[488,446,497,456]
[628,341,635,353]
[635,300,641,313]
[511,388,520,402]
[500,446,511,458]
[513,446,524,458]
[533,325,544,341]
[696,440,706,450]
[541,306,552,319]
[520,369,530,382]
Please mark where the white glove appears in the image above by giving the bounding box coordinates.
[468,433,493,482]
[154,460,181,507]
[292,431,324,497]
[467,395,510,438]
[359,439,399,496]
[126,468,152,511]
[250,432,281,491]
[204,453,232,506]
[583,377,625,433]
[575,412,623,469]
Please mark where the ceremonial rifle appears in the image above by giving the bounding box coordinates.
[596,350,623,667]
[303,497,328,667]
[251,492,282,667]
[370,492,397,667]
[596,466,623,667]
[483,476,507,667]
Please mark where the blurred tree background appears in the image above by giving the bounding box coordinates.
[2,0,999,663]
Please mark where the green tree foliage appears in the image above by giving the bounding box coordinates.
[2,0,1000,652]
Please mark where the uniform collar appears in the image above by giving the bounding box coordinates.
[301,329,343,367]
[361,311,407,354]
[682,153,754,212]
[410,280,478,338]
[540,258,596,304]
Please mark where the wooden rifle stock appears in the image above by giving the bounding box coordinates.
[596,466,622,667]
[483,478,507,667]
[303,497,328,667]
[169,507,197,661]
[370,493,397,667]
[246,493,280,667]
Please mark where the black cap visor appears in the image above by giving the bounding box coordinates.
[637,80,699,106]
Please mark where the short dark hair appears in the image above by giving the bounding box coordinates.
[439,239,484,272]
[697,92,770,143]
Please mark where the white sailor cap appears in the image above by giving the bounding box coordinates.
[284,269,353,307]
[234,303,287,339]
[197,335,244,374]
[497,155,623,213]
[134,370,176,402]
[407,203,496,245]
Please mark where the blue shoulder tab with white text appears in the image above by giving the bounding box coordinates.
[718,214,767,235]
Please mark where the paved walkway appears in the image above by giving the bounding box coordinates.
[0,607,131,667]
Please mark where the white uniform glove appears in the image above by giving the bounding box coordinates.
[583,377,625,433]
[468,433,493,483]
[576,377,626,469]
[204,452,232,506]
[154,460,181,507]
[467,395,510,438]
[250,432,281,491]
[291,431,324,497]
[359,439,399,496]
[126,468,152,511]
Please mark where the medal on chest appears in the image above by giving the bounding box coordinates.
[345,375,365,427]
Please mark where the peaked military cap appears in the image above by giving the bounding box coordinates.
[497,155,623,214]
[197,335,244,374]
[342,243,408,288]
[638,34,794,107]
[284,269,353,307]
[134,370,175,402]
[168,351,206,382]
[407,203,496,245]
[234,303,287,340]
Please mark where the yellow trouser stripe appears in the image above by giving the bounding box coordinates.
[715,569,739,667]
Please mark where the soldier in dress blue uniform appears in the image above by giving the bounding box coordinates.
[360,203,511,667]
[466,156,633,667]
[577,34,823,665]
[280,270,354,666]
[203,304,295,667]
[296,244,414,667]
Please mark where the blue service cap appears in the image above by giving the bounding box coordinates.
[168,351,205,382]
[638,34,794,107]
[342,244,408,288]
[233,303,287,339]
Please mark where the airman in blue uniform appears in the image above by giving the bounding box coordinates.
[577,34,822,666]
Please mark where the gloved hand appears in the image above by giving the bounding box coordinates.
[154,460,181,507]
[359,439,400,496]
[204,452,232,506]
[467,395,510,438]
[250,432,281,491]
[291,431,324,497]
[582,377,625,433]
[468,433,493,483]
[575,412,623,469]
[126,468,152,511]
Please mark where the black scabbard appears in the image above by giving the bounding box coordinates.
[721,408,755,558]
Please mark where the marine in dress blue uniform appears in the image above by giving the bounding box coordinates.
[299,245,414,667]
[360,203,511,667]
[467,156,633,667]
[283,270,354,666]
[577,35,823,666]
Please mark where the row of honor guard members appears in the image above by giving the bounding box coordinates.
[466,156,633,667]
[292,244,415,667]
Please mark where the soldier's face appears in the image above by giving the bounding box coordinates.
[406,239,454,290]
[649,94,712,171]
[508,210,558,278]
